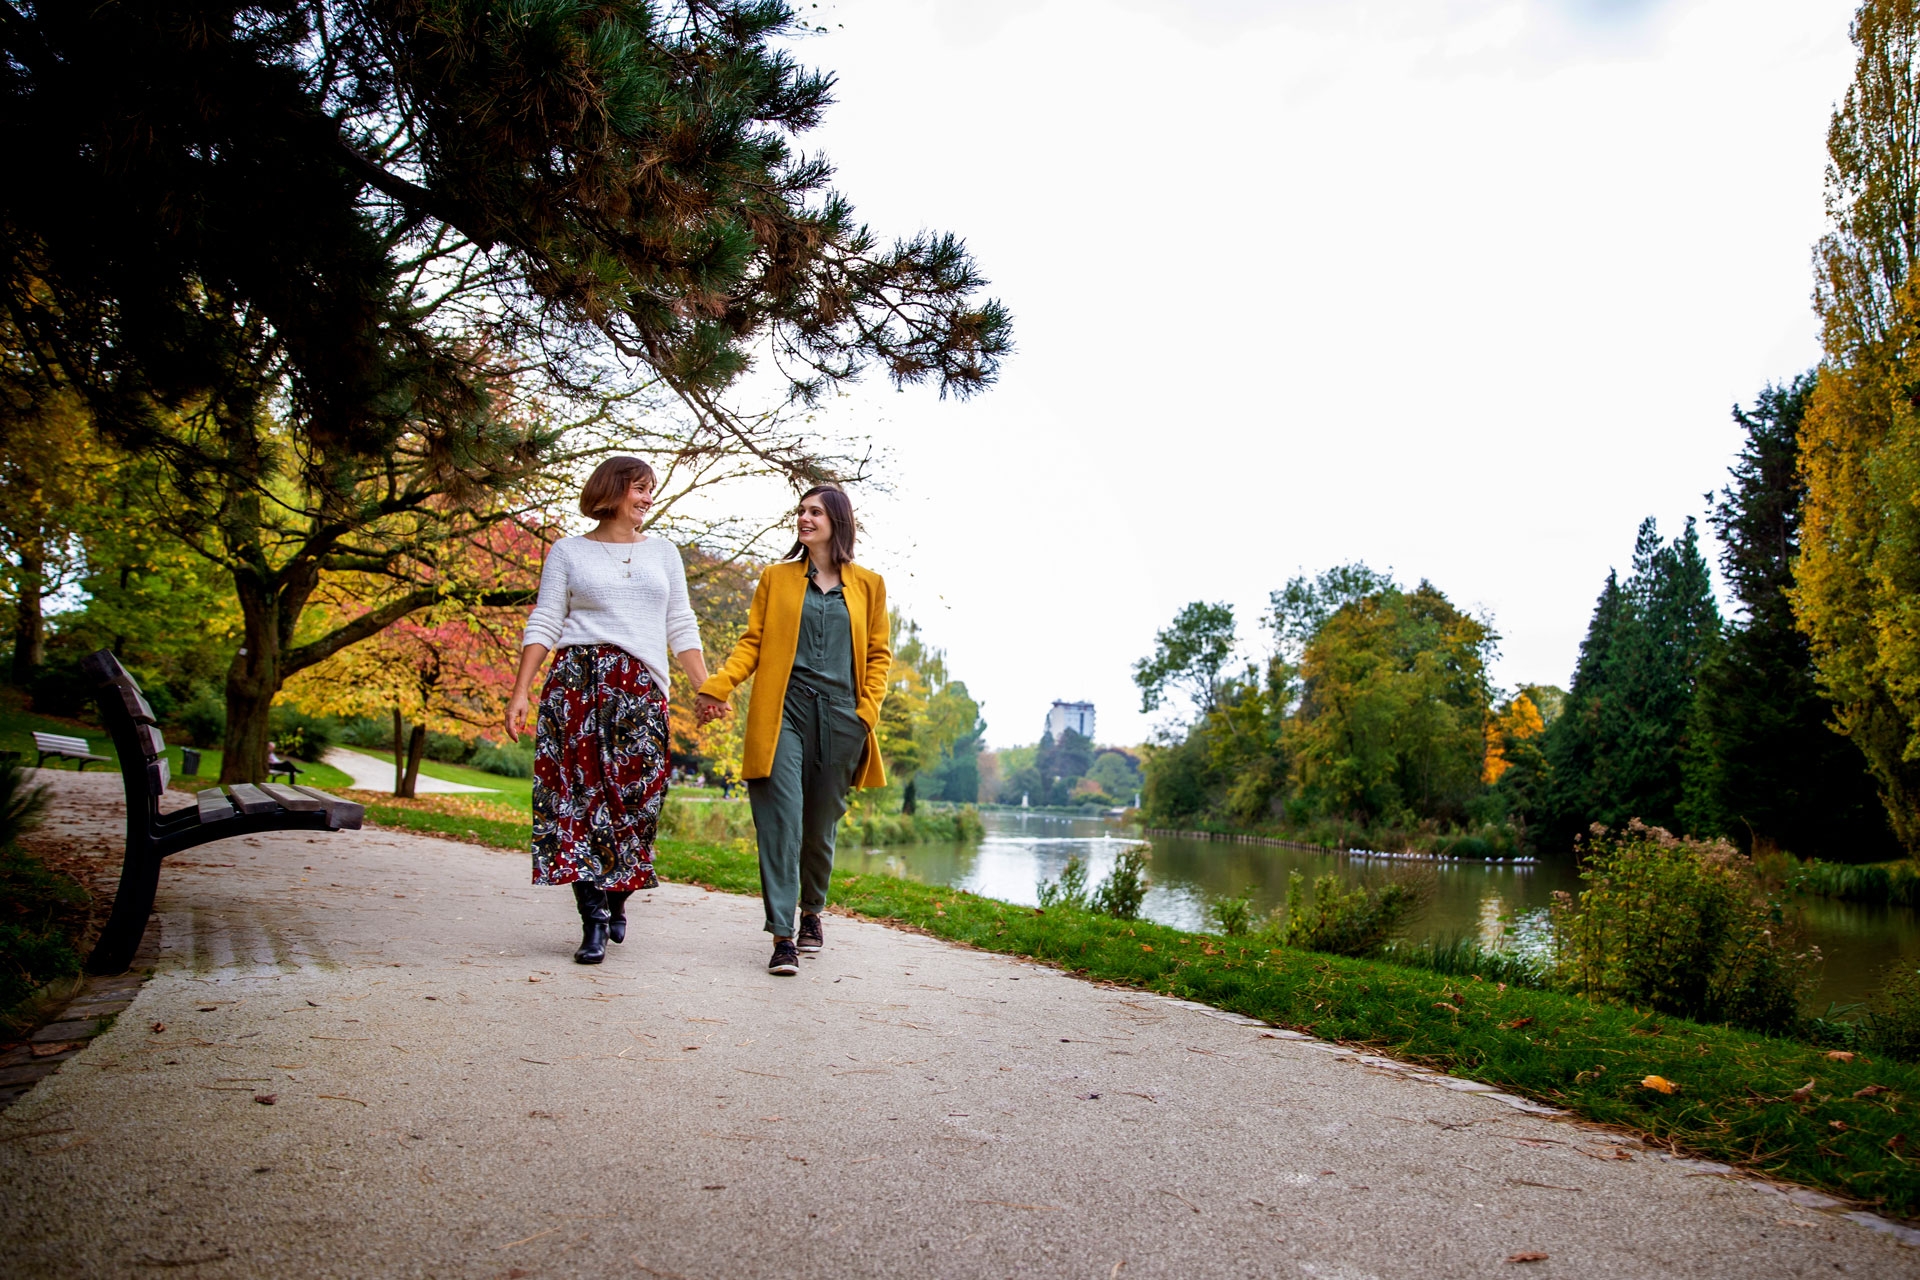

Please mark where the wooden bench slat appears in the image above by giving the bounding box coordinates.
[134,723,166,759]
[226,782,281,816]
[294,786,364,831]
[259,783,323,812]
[197,787,236,823]
[101,678,157,726]
[146,757,170,797]
[34,732,90,751]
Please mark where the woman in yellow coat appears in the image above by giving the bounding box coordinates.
[696,486,890,974]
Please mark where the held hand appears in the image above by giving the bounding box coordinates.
[504,692,531,742]
[695,692,730,724]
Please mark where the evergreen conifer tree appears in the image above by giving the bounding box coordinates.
[1683,377,1901,859]
[1542,519,1722,848]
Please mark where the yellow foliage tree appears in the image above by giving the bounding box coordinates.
[1482,692,1546,785]
[1794,0,1920,852]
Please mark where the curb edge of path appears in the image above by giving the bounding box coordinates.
[0,914,161,1113]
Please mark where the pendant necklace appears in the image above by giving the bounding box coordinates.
[594,536,635,578]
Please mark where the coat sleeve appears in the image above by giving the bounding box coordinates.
[856,572,892,730]
[698,570,769,700]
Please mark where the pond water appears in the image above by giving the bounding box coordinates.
[835,810,1920,1009]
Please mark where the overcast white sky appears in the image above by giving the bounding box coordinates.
[765,0,1858,748]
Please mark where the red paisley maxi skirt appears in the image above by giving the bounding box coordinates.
[530,644,669,890]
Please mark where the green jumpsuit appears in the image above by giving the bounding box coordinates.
[748,564,869,937]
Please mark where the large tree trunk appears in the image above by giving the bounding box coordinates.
[218,582,282,784]
[10,550,45,686]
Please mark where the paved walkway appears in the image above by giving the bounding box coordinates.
[323,747,498,794]
[1,772,1914,1278]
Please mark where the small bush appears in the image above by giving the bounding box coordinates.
[175,685,227,749]
[334,716,392,749]
[424,731,474,765]
[1276,870,1424,957]
[1090,847,1151,920]
[1037,856,1089,910]
[469,739,535,778]
[1868,968,1920,1062]
[1551,821,1816,1033]
[269,706,335,761]
[1208,891,1256,937]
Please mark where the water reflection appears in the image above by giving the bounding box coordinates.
[834,810,1919,1007]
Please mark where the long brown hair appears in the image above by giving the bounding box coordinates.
[784,485,856,567]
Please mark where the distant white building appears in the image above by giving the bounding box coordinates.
[1046,700,1095,742]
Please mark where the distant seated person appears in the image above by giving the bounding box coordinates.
[266,741,300,782]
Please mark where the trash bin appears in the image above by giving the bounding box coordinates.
[180,748,202,776]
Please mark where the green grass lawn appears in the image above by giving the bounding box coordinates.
[0,696,353,792]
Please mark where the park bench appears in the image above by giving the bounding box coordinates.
[33,731,109,771]
[78,650,364,974]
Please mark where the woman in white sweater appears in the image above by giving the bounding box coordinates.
[504,456,709,964]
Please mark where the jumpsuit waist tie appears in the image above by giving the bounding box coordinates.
[790,679,829,769]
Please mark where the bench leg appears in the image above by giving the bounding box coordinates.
[86,842,164,975]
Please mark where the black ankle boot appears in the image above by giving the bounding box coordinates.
[606,890,632,944]
[571,882,610,964]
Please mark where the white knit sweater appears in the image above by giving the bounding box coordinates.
[521,535,703,689]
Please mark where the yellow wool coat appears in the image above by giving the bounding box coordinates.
[698,559,892,788]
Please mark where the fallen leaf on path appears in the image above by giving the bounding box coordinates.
[1789,1078,1817,1103]
[317,1095,367,1106]
[1830,1120,1850,1131]
[1433,1002,1463,1014]
[1641,1075,1676,1094]
[253,1094,277,1105]
[1506,1252,1548,1264]
[1501,1017,1534,1030]
[30,1041,81,1057]
[1826,1050,1856,1062]
[1854,1084,1889,1098]
[149,1022,165,1033]
[1140,944,1153,952]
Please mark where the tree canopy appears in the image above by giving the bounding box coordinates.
[0,0,1010,781]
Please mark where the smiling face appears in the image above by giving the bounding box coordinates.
[619,478,655,526]
[796,493,833,551]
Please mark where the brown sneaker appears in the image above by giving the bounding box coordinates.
[768,939,800,975]
[796,913,824,953]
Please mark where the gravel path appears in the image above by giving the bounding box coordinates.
[1,771,1914,1278]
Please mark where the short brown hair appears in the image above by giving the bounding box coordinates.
[784,485,856,567]
[578,456,657,520]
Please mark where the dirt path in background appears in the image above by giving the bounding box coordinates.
[1,770,1913,1278]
